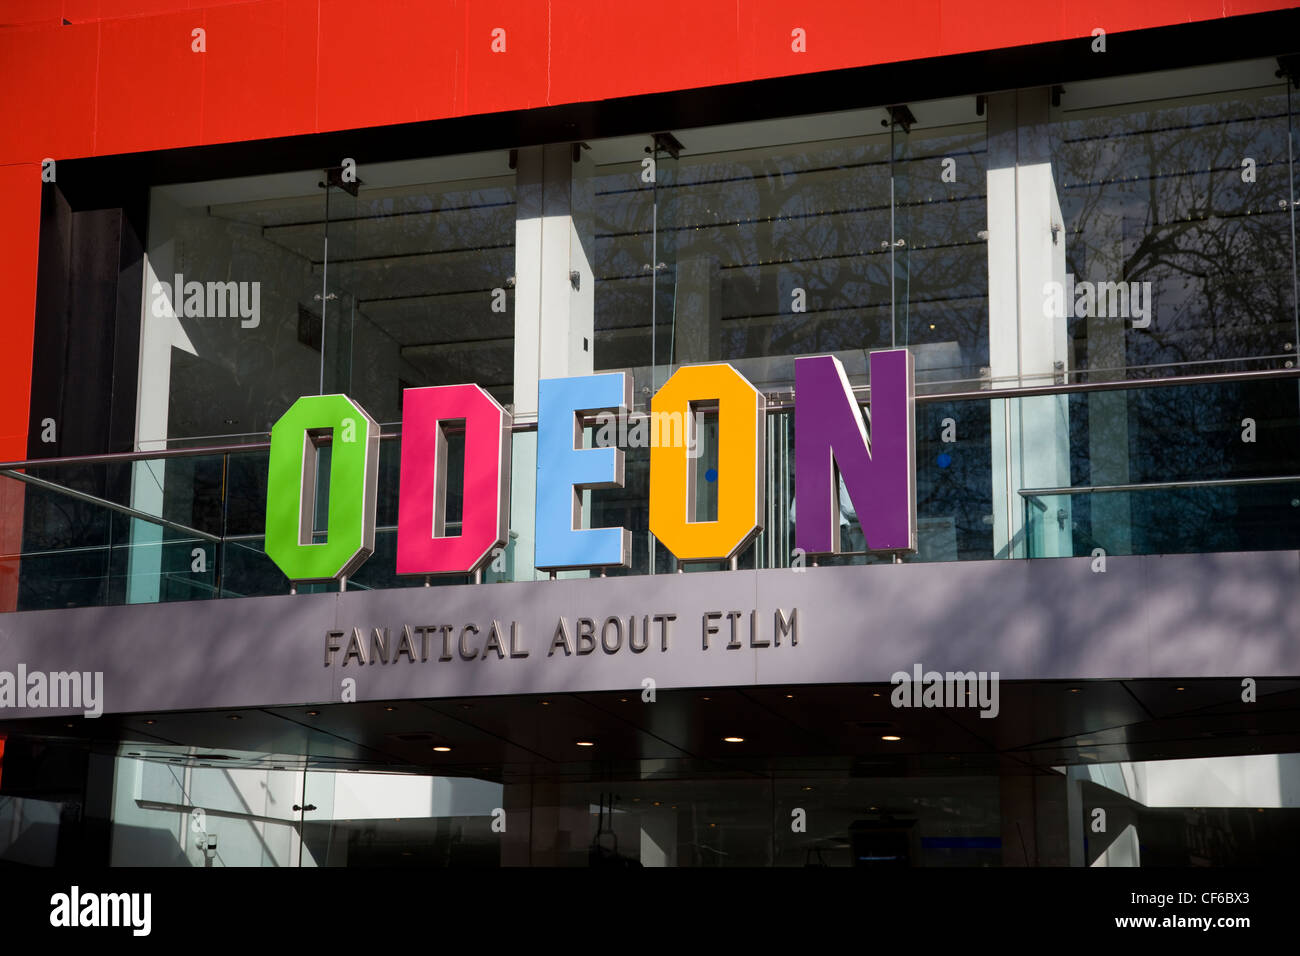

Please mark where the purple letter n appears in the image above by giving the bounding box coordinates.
[794,350,916,555]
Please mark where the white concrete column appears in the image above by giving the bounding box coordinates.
[510,144,595,580]
[986,90,1073,558]
[129,192,198,603]
[511,144,594,420]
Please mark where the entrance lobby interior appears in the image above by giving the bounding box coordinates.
[1,678,1296,866]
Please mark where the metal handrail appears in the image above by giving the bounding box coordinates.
[0,442,271,469]
[0,469,221,542]
[904,365,1300,404]
[0,366,1295,471]
[1021,474,1300,497]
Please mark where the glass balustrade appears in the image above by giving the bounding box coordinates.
[5,373,1296,611]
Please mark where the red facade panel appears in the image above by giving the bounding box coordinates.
[316,0,463,135]
[200,0,318,146]
[95,11,207,155]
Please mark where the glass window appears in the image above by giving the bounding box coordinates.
[586,103,989,398]
[1048,60,1298,380]
[141,152,516,449]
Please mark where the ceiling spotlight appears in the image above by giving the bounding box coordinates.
[576,740,595,747]
[143,719,156,725]
[432,746,452,753]
[785,694,795,699]
[227,714,242,720]
[723,736,744,743]
[306,710,320,717]
[881,735,902,742]
[1068,688,1080,694]
[384,706,397,712]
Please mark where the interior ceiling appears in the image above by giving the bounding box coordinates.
[204,176,517,358]
[6,678,1299,783]
[187,106,987,363]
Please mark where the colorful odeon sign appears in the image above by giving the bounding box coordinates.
[264,350,915,583]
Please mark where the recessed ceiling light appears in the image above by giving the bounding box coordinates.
[872,692,881,697]
[227,714,241,720]
[701,696,711,701]
[576,740,595,747]
[802,786,813,791]
[1068,688,1080,694]
[432,746,452,753]
[881,735,901,741]
[306,710,320,716]
[653,801,661,806]
[1176,686,1185,691]
[541,700,550,706]
[143,719,156,725]
[723,736,744,743]
[785,694,795,699]
[384,706,397,712]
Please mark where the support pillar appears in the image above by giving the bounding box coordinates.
[511,145,595,580]
[986,89,1073,559]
